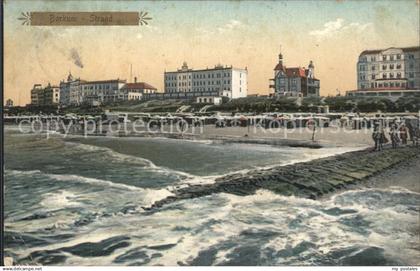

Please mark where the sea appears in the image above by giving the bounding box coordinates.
[4,127,420,266]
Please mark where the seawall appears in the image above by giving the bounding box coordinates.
[144,146,420,210]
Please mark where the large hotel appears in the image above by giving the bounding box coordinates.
[164,62,248,99]
[347,46,420,100]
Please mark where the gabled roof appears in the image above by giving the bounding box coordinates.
[285,67,307,77]
[122,82,157,90]
[274,63,286,71]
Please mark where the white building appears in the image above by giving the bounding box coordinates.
[59,73,85,106]
[119,78,157,101]
[357,46,420,90]
[30,83,60,106]
[196,96,222,105]
[80,79,126,105]
[164,62,248,99]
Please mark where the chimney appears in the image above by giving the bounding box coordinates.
[134,77,137,83]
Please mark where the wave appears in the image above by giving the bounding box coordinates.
[64,141,199,178]
[6,168,174,206]
[64,141,156,168]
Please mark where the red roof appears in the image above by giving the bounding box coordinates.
[122,82,157,90]
[285,67,307,77]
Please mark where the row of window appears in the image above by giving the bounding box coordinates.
[166,87,231,93]
[82,84,114,91]
[166,80,233,88]
[166,72,232,81]
[360,72,415,80]
[371,82,406,88]
[361,81,416,89]
[360,63,408,71]
[278,78,299,85]
[360,53,415,62]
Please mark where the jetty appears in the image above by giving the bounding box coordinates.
[143,145,420,210]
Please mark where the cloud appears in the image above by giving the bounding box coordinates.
[218,19,243,33]
[309,18,372,40]
[196,19,243,36]
[69,48,83,68]
[309,18,344,38]
[196,26,213,35]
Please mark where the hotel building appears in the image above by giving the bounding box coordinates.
[164,62,248,99]
[119,77,157,101]
[356,46,419,90]
[80,79,126,105]
[30,83,60,106]
[270,53,320,97]
[347,46,420,100]
[59,73,85,106]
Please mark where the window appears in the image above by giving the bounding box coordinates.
[372,66,376,71]
[390,73,394,78]
[397,54,401,60]
[383,73,387,79]
[396,64,401,69]
[384,83,389,87]
[397,72,401,78]
[390,55,394,61]
[370,56,376,62]
[409,72,414,78]
[371,74,376,79]
[408,54,414,60]
[390,64,394,70]
[390,82,394,87]
[378,83,383,88]
[371,83,375,88]
[382,65,387,70]
[382,55,387,61]
[409,63,414,69]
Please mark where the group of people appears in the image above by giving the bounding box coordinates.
[372,121,420,151]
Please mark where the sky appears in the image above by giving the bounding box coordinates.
[4,0,420,105]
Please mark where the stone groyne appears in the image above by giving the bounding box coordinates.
[144,146,420,210]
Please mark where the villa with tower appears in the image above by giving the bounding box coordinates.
[269,52,320,97]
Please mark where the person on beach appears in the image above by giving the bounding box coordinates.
[407,122,415,145]
[372,123,384,151]
[389,123,399,149]
[399,124,408,145]
[414,127,420,147]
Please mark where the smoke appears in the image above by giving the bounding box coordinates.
[70,48,84,68]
